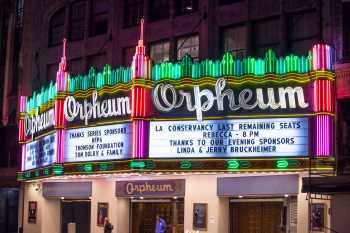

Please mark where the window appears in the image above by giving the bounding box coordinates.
[90,0,109,36]
[253,18,280,56]
[150,41,170,63]
[123,47,135,66]
[343,2,350,58]
[177,35,199,61]
[222,25,247,59]
[219,0,242,6]
[70,1,86,41]
[175,0,198,15]
[124,0,144,27]
[87,53,106,71]
[149,0,169,21]
[49,8,65,46]
[288,11,318,55]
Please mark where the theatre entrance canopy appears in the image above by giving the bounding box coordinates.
[17,34,335,180]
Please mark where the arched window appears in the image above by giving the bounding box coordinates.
[49,7,65,46]
[70,1,87,41]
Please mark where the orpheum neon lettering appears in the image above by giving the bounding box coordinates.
[24,109,55,137]
[64,90,131,125]
[153,78,309,121]
[126,182,174,195]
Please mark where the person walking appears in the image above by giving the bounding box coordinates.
[155,215,167,233]
[104,217,114,233]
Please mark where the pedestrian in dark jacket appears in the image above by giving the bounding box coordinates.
[104,217,113,233]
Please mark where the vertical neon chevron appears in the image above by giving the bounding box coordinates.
[21,144,26,171]
[312,44,333,71]
[313,79,334,112]
[18,96,26,143]
[132,120,149,157]
[311,44,334,157]
[131,19,151,158]
[55,39,68,163]
[314,115,333,156]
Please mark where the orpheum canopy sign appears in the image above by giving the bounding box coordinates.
[64,90,131,127]
[18,43,335,173]
[152,78,312,120]
[115,179,185,197]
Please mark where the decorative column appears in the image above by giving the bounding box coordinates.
[311,44,334,157]
[55,39,68,163]
[19,96,26,171]
[131,19,152,158]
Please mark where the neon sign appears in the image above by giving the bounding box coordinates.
[153,78,310,121]
[24,109,55,137]
[64,90,131,125]
[149,118,308,158]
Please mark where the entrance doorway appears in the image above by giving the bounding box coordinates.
[61,200,91,233]
[131,198,184,233]
[230,200,286,233]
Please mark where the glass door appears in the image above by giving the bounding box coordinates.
[131,198,184,233]
[230,201,285,233]
[61,200,91,233]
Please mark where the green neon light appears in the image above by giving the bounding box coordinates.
[43,168,49,176]
[129,161,146,169]
[24,171,31,178]
[17,173,24,180]
[99,163,113,171]
[24,48,317,112]
[68,65,132,93]
[227,160,240,169]
[152,50,312,81]
[83,163,93,172]
[52,165,64,175]
[180,161,192,169]
[276,160,289,169]
[26,81,57,113]
[34,170,40,177]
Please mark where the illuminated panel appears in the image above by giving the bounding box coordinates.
[64,123,132,162]
[313,79,333,112]
[149,118,308,158]
[24,133,57,170]
[314,115,333,157]
[132,120,149,158]
[312,44,333,71]
[131,87,150,118]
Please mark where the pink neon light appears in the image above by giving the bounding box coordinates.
[20,96,26,112]
[326,45,331,70]
[139,121,142,156]
[313,80,333,112]
[21,144,26,171]
[312,44,332,71]
[317,116,319,155]
[315,115,332,156]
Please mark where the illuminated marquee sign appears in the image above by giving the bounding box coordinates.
[24,109,55,137]
[152,78,311,120]
[149,118,308,158]
[64,90,131,126]
[24,133,56,170]
[115,179,186,197]
[64,123,132,162]
[18,42,335,176]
